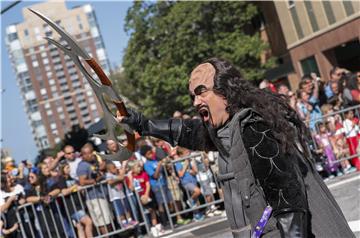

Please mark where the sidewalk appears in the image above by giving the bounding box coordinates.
[164,216,229,238]
[160,171,360,238]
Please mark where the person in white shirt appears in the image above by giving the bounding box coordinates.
[336,110,360,170]
[0,172,26,237]
[105,160,138,228]
[64,145,82,180]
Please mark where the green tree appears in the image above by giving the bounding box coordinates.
[121,1,275,117]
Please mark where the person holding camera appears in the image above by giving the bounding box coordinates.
[325,67,346,99]
[296,73,323,132]
[174,147,205,222]
[77,143,111,235]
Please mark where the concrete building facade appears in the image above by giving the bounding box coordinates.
[5,1,110,150]
[260,0,359,90]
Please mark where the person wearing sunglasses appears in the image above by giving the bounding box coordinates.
[117,58,354,238]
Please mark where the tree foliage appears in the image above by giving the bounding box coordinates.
[120,1,275,117]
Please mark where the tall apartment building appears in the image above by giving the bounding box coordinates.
[259,1,359,90]
[5,1,110,150]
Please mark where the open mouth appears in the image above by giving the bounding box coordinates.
[199,107,210,122]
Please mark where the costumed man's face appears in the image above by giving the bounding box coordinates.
[189,63,229,129]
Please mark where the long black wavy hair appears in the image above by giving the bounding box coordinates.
[204,57,309,155]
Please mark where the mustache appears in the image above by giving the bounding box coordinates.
[196,105,209,112]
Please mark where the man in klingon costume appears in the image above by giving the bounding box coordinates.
[118,58,354,238]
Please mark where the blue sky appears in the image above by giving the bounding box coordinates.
[1,1,133,163]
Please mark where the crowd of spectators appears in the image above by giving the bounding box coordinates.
[0,131,225,238]
[1,67,359,238]
[259,68,360,178]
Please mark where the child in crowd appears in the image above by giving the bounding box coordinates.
[175,147,205,222]
[105,160,138,229]
[336,110,360,170]
[127,160,163,237]
[321,104,338,132]
[193,153,222,217]
[164,148,191,225]
[332,135,356,174]
[315,122,342,178]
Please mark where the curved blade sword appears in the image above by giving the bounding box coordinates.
[29,8,137,160]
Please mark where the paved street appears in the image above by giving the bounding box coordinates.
[166,172,360,238]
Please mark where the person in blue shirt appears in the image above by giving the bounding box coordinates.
[174,147,205,221]
[141,145,173,227]
[297,74,323,131]
[325,67,344,99]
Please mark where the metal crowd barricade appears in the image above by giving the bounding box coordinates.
[15,200,65,238]
[307,104,360,171]
[154,152,224,232]
[15,179,151,238]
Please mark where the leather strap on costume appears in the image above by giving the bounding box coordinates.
[216,172,235,182]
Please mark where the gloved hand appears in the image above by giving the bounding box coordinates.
[116,108,145,134]
[116,108,183,146]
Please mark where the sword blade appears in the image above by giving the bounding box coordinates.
[28,8,91,60]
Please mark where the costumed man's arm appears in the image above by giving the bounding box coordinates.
[118,109,216,151]
[242,120,309,238]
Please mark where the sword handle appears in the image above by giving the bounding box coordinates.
[114,101,138,152]
[86,58,138,152]
[86,58,112,86]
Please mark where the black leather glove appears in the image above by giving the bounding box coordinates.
[120,108,182,146]
[121,108,146,134]
[276,211,308,238]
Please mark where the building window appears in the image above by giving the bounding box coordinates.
[289,5,304,39]
[304,1,319,32]
[24,29,29,36]
[342,1,354,16]
[32,60,39,68]
[33,120,42,128]
[300,56,320,76]
[7,32,18,42]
